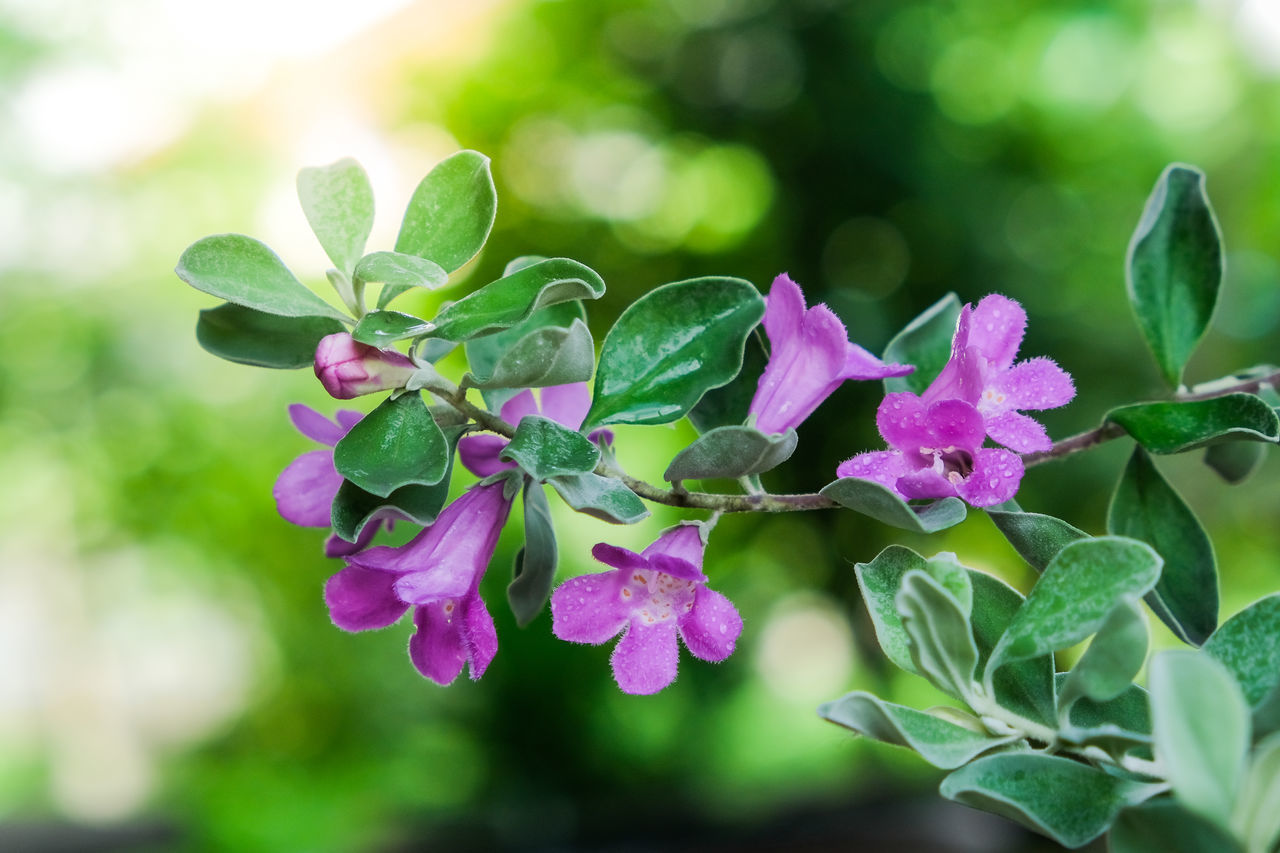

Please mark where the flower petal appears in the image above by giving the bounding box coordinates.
[394,567,475,604]
[551,571,630,644]
[679,587,742,663]
[499,389,539,426]
[458,433,515,478]
[842,342,914,380]
[538,382,592,430]
[335,409,364,433]
[324,565,408,631]
[751,300,847,435]
[957,448,1024,507]
[273,450,342,527]
[835,450,911,490]
[925,399,986,449]
[969,294,1026,369]
[324,518,384,558]
[876,393,932,450]
[610,621,680,695]
[896,468,958,501]
[998,357,1076,411]
[590,542,649,573]
[288,404,345,445]
[640,523,706,571]
[761,272,806,346]
[408,603,468,686]
[985,411,1051,453]
[460,594,498,680]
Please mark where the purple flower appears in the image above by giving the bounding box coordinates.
[325,480,514,685]
[457,382,600,477]
[551,523,742,695]
[273,404,383,557]
[836,392,1024,507]
[922,294,1075,453]
[748,273,913,436]
[314,332,417,400]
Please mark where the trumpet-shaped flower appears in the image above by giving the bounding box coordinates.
[314,332,417,400]
[837,393,1023,507]
[551,523,742,695]
[749,274,913,436]
[923,294,1074,453]
[324,480,513,685]
[273,404,383,557]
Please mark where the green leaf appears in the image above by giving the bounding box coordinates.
[429,258,605,342]
[854,547,1054,724]
[332,392,448,498]
[1234,731,1280,853]
[500,415,600,481]
[882,292,961,395]
[395,150,496,273]
[1107,393,1280,454]
[463,300,584,391]
[818,691,1022,769]
[176,234,349,321]
[297,157,374,276]
[896,570,979,700]
[940,753,1164,849]
[663,426,797,482]
[969,571,1057,728]
[985,508,1088,573]
[509,482,557,628]
[820,477,966,533]
[195,303,345,368]
[1204,440,1267,485]
[462,319,594,391]
[1058,601,1148,720]
[1059,682,1153,754]
[547,472,649,524]
[1126,164,1223,388]
[1108,446,1218,645]
[989,537,1162,669]
[686,330,767,434]
[350,310,434,346]
[1150,650,1250,828]
[1203,594,1280,710]
[1111,799,1245,853]
[584,277,765,430]
[354,251,448,292]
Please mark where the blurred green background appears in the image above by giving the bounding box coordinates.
[2,0,1279,850]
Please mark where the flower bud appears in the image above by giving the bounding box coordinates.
[314,333,416,399]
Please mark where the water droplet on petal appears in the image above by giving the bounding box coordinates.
[719,623,727,634]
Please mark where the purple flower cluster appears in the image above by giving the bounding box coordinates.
[838,294,1074,507]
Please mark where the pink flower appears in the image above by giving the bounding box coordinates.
[325,481,514,685]
[923,294,1075,453]
[837,393,1024,507]
[748,274,912,435]
[551,523,742,695]
[457,382,605,477]
[314,333,416,400]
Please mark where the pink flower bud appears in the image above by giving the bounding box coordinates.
[314,333,416,399]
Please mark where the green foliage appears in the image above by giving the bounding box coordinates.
[985,507,1088,573]
[881,292,961,396]
[297,158,375,277]
[1108,446,1218,645]
[940,754,1163,848]
[546,472,649,524]
[685,332,767,434]
[500,415,600,481]
[509,482,558,628]
[820,477,966,533]
[176,234,350,321]
[195,303,346,369]
[1126,165,1223,389]
[332,392,449,497]
[350,309,434,346]
[1106,393,1280,454]
[584,277,765,429]
[663,426,796,482]
[394,150,496,274]
[428,257,605,341]
[353,251,448,292]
